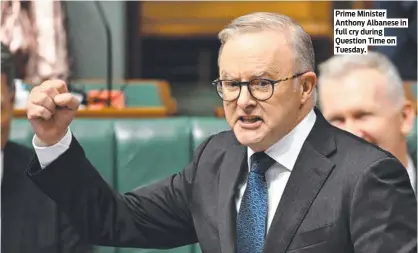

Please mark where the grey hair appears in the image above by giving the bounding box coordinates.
[217,12,316,73]
[318,51,405,109]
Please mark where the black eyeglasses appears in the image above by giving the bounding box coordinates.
[212,72,306,102]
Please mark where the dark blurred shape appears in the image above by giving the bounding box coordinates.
[373,1,417,80]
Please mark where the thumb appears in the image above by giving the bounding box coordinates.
[53,93,80,111]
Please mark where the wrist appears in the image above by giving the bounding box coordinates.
[35,129,68,147]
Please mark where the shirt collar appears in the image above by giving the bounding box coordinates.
[247,108,317,171]
[406,154,416,191]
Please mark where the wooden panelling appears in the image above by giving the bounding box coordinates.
[141,2,318,20]
[140,22,332,38]
[139,2,332,38]
[351,1,375,10]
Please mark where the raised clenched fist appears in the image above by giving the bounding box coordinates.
[26,80,80,146]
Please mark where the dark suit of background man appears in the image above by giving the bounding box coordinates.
[0,43,93,253]
[25,12,417,253]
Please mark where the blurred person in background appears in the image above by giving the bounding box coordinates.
[0,0,87,109]
[318,51,417,193]
[1,42,93,253]
[1,0,70,84]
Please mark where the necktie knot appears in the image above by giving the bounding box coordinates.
[250,152,275,175]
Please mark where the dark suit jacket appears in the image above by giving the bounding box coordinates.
[27,109,417,253]
[2,141,93,253]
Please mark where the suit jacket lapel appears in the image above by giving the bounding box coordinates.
[264,143,335,252]
[264,108,337,253]
[218,144,247,253]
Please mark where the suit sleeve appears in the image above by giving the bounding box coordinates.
[27,135,213,249]
[58,212,94,253]
[350,157,417,253]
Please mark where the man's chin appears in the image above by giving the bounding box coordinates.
[233,129,267,149]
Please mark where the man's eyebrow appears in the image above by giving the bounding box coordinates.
[220,69,280,79]
[253,71,269,78]
[252,70,278,79]
[220,71,235,80]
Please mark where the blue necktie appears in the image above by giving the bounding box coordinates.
[237,152,275,253]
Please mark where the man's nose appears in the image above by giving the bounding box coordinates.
[345,120,366,139]
[236,86,256,108]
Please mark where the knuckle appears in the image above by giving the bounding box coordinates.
[32,93,48,104]
[39,85,54,93]
[27,110,36,119]
[29,87,40,98]
[39,107,51,118]
[44,88,59,98]
[40,80,64,92]
[36,106,45,115]
[31,86,40,93]
[39,82,52,90]
[52,80,67,89]
[28,109,40,119]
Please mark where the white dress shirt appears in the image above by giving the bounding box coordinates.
[235,109,317,233]
[33,129,73,169]
[406,155,416,193]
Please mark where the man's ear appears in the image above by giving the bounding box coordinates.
[400,100,416,137]
[300,71,317,104]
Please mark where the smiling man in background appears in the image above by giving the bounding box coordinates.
[318,52,417,193]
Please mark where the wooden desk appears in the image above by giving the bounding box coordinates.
[14,107,172,119]
[71,79,178,115]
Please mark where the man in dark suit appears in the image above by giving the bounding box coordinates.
[1,43,93,253]
[25,12,416,253]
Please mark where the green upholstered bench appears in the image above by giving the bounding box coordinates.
[112,117,228,253]
[112,117,229,253]
[113,117,193,253]
[114,118,191,193]
[190,117,230,150]
[70,119,115,186]
[10,119,34,148]
[11,119,116,186]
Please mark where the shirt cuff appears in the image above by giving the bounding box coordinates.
[32,129,72,169]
